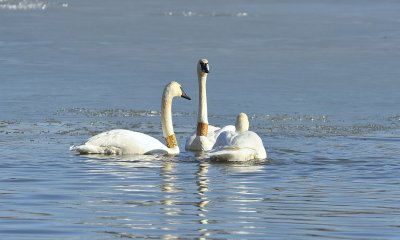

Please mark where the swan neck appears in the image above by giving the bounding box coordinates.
[197,122,209,136]
[235,113,250,133]
[161,93,176,148]
[198,74,208,124]
[165,134,177,149]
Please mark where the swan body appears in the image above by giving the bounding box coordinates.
[185,59,235,151]
[186,124,235,151]
[71,81,191,155]
[207,113,267,161]
[71,129,173,155]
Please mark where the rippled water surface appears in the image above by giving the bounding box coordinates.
[1,0,400,239]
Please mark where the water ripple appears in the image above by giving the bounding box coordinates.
[162,11,249,18]
[1,110,400,239]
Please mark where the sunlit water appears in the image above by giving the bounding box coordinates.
[1,0,400,239]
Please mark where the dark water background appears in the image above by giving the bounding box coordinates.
[1,0,399,239]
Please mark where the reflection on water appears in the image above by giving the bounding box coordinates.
[1,120,399,239]
[160,160,179,219]
[159,160,210,239]
[196,161,210,237]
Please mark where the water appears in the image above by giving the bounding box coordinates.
[1,0,400,239]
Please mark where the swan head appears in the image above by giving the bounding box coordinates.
[197,59,210,76]
[235,113,249,133]
[165,81,191,100]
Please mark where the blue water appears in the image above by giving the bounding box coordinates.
[1,0,400,239]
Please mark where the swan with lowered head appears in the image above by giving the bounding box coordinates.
[206,113,267,161]
[71,81,191,155]
[185,59,235,151]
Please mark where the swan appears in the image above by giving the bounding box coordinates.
[185,59,235,151]
[71,81,191,155]
[206,113,267,161]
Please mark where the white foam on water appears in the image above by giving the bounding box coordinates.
[0,0,46,10]
[0,0,68,10]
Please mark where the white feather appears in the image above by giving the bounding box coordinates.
[71,129,170,155]
[206,113,267,161]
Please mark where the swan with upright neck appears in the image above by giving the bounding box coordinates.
[206,113,267,161]
[71,81,191,155]
[185,59,235,151]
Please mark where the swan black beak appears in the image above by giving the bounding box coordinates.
[201,63,210,73]
[180,88,191,100]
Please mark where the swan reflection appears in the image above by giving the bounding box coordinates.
[160,159,180,218]
[159,158,211,238]
[196,161,210,238]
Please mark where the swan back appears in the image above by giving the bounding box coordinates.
[73,129,171,155]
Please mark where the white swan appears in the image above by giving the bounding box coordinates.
[206,113,267,161]
[185,59,235,151]
[71,81,191,155]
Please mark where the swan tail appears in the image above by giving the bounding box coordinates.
[70,144,122,155]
